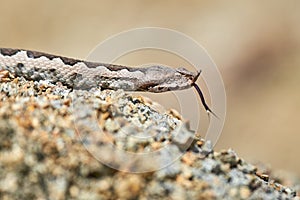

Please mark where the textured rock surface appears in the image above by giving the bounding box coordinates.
[0,71,299,199]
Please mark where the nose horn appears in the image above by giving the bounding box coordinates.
[192,70,202,83]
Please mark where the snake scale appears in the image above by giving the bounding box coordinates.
[0,48,215,115]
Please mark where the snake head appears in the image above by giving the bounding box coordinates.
[175,67,201,84]
[144,66,217,117]
[139,66,200,92]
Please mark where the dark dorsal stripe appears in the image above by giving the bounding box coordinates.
[26,50,80,66]
[0,48,143,72]
[0,48,20,56]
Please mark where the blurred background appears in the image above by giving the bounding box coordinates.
[0,0,299,179]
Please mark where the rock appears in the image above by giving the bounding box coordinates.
[0,74,298,199]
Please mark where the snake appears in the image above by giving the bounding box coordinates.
[0,48,215,115]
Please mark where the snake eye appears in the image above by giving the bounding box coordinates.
[157,86,163,90]
[153,86,168,92]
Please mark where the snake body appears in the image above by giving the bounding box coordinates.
[0,48,215,114]
[0,48,199,92]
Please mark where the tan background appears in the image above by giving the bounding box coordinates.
[1,1,300,177]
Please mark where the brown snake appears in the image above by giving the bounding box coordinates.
[0,48,215,115]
